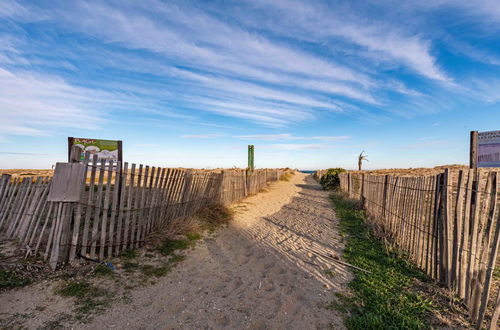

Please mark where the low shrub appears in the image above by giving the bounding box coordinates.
[320,168,346,190]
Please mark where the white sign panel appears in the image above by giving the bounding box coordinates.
[478,130,500,167]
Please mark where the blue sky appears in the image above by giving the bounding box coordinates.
[1,0,500,170]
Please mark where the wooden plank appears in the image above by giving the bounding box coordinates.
[132,164,144,249]
[469,171,493,317]
[58,202,74,266]
[137,165,150,248]
[34,201,53,255]
[99,159,114,259]
[451,170,465,289]
[144,167,156,235]
[435,173,444,282]
[114,162,128,255]
[459,169,474,299]
[477,176,500,327]
[0,174,12,212]
[80,154,98,256]
[471,172,498,321]
[67,155,89,262]
[14,177,43,239]
[28,179,52,247]
[180,170,193,218]
[165,169,181,221]
[48,202,64,269]
[156,168,170,229]
[157,168,173,228]
[147,167,162,231]
[6,178,32,237]
[107,161,121,256]
[48,163,87,202]
[122,163,136,251]
[465,171,484,305]
[489,287,500,330]
[2,178,22,227]
[443,169,453,287]
[90,160,106,258]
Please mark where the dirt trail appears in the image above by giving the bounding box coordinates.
[82,173,351,329]
[1,173,352,329]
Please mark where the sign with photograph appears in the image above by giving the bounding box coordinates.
[478,130,500,167]
[68,137,122,163]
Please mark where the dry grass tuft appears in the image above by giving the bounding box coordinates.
[279,170,295,182]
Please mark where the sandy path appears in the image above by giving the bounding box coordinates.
[80,173,351,329]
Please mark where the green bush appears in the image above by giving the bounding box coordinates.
[320,168,346,190]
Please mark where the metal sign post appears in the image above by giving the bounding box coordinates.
[248,145,254,170]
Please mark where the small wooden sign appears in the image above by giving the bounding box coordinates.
[48,163,86,202]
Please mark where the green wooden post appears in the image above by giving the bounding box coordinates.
[248,145,254,170]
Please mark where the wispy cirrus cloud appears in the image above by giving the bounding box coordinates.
[269,144,330,151]
[236,134,298,141]
[238,0,449,82]
[180,134,223,139]
[235,134,350,141]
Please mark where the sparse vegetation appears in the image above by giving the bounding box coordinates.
[279,170,294,181]
[156,235,198,256]
[92,264,114,277]
[120,250,138,259]
[169,254,186,263]
[0,269,31,290]
[329,192,433,329]
[123,261,140,271]
[140,265,169,277]
[56,280,113,322]
[319,168,346,190]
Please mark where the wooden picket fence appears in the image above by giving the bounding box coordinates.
[315,168,500,329]
[0,155,285,270]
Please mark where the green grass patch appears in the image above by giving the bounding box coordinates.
[120,250,138,259]
[123,262,139,271]
[92,264,114,277]
[140,265,169,277]
[186,233,202,241]
[156,238,191,256]
[330,192,433,329]
[56,281,93,298]
[169,254,186,263]
[0,270,31,290]
[156,233,201,256]
[56,280,113,322]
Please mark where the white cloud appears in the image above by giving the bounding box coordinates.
[241,0,449,82]
[235,134,349,142]
[236,134,297,141]
[0,67,101,139]
[180,134,223,139]
[312,136,350,141]
[270,144,330,150]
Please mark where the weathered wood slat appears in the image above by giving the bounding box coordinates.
[81,155,99,256]
[89,160,106,258]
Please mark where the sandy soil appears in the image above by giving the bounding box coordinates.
[0,172,351,329]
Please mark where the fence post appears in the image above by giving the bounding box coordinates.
[470,131,478,169]
[218,171,225,205]
[0,174,11,203]
[360,173,366,207]
[180,170,193,218]
[382,175,388,218]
